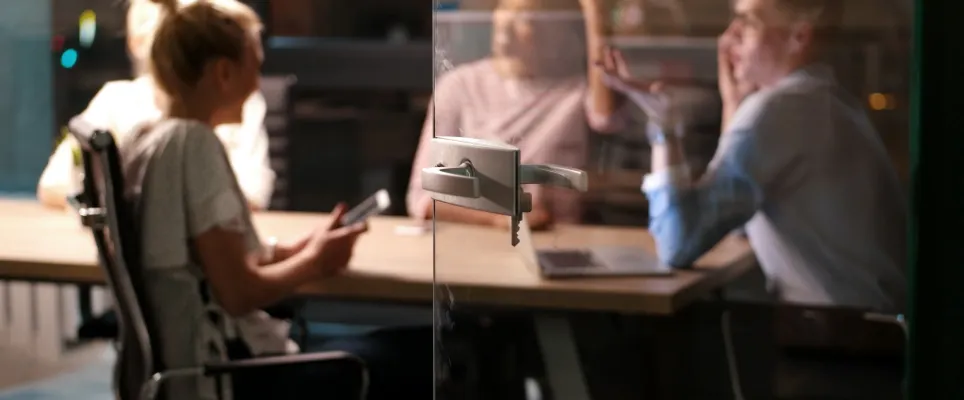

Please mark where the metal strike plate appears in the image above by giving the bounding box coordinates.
[422,136,521,215]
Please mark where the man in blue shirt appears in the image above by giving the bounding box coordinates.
[599,0,906,313]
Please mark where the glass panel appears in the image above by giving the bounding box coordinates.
[429,0,912,398]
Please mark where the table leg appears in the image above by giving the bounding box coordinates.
[35,283,63,361]
[91,287,110,315]
[0,281,7,338]
[78,284,93,324]
[9,282,32,350]
[60,285,79,342]
[534,315,591,400]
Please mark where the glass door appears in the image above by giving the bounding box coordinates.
[425,0,916,399]
[427,2,602,398]
[905,0,964,398]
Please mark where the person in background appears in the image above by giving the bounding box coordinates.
[406,0,628,230]
[121,0,431,399]
[37,0,275,211]
[599,0,907,312]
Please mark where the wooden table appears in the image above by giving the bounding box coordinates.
[0,198,755,399]
[0,198,755,315]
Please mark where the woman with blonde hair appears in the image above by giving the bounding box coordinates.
[37,0,275,211]
[119,0,431,399]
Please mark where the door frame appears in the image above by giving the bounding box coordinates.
[906,0,964,397]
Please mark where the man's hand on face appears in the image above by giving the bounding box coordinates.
[595,46,681,142]
[718,29,758,108]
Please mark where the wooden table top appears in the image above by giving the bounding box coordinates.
[0,198,755,315]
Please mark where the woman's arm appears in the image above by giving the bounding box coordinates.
[184,128,364,316]
[196,207,365,317]
[582,0,620,121]
[195,224,320,316]
[260,233,309,265]
[37,139,78,209]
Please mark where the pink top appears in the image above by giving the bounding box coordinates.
[407,59,627,223]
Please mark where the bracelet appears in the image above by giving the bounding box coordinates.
[261,236,278,263]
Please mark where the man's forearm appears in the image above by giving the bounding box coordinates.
[651,138,688,175]
[643,171,755,267]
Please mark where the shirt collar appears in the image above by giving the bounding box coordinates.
[781,63,836,87]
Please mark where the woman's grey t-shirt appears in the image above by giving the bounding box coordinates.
[121,119,277,400]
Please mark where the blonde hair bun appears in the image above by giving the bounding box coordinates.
[145,0,261,112]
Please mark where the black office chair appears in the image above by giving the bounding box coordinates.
[720,304,906,400]
[65,116,368,400]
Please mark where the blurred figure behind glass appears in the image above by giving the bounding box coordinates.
[408,0,631,230]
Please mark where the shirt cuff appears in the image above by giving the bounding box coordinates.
[641,164,691,193]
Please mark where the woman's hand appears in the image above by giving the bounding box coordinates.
[596,47,667,109]
[306,203,369,278]
[595,46,682,139]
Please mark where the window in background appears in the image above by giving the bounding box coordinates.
[0,1,55,193]
[266,0,431,40]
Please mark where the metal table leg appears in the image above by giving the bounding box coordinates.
[534,315,591,400]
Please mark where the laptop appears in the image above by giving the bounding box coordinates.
[516,216,674,279]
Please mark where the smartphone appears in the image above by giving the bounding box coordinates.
[340,189,392,226]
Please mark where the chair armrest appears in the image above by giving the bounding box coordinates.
[864,312,908,339]
[773,305,905,357]
[203,351,364,376]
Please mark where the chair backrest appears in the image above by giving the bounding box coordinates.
[67,116,160,400]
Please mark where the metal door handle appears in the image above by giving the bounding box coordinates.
[421,162,480,198]
[520,164,588,192]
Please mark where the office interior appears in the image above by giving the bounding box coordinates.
[0,0,942,399]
